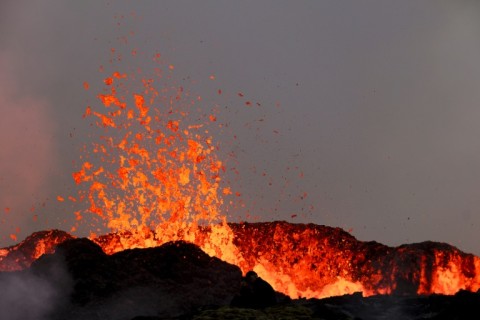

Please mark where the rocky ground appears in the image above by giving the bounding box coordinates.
[0,237,478,320]
[187,289,480,320]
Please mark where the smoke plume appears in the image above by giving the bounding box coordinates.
[0,256,72,320]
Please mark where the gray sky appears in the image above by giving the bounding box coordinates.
[2,1,480,255]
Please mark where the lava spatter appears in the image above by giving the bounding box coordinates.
[74,62,228,231]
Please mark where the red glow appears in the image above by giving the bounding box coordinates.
[7,42,466,299]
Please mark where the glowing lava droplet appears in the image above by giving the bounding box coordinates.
[72,57,244,265]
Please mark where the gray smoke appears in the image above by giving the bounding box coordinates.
[0,257,72,320]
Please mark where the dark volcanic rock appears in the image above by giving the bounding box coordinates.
[4,222,480,298]
[30,238,243,319]
[297,289,480,320]
[2,232,480,319]
[181,289,480,320]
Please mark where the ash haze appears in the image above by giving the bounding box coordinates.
[1,1,480,256]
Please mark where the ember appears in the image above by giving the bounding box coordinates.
[72,53,246,272]
[41,50,480,300]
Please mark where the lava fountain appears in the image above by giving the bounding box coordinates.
[68,55,480,299]
[73,56,246,275]
[2,51,480,301]
[69,53,359,299]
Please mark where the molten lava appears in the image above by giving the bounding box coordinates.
[2,51,476,301]
[52,53,480,299]
[2,223,480,300]
[70,57,247,284]
[74,68,226,237]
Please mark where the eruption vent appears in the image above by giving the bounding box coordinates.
[56,53,480,299]
[2,223,480,300]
